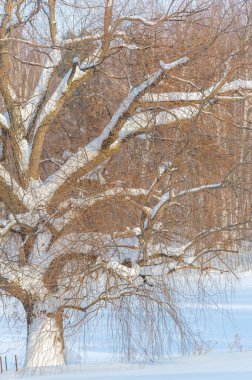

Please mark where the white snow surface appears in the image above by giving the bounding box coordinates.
[19,352,252,379]
[2,352,252,379]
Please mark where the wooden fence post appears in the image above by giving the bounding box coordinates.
[0,356,2,373]
[4,356,7,371]
[14,355,18,372]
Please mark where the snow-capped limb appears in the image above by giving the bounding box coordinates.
[0,218,16,238]
[115,8,197,28]
[112,227,142,239]
[0,113,9,130]
[150,192,170,221]
[119,105,199,139]
[59,187,148,211]
[141,80,252,106]
[32,61,92,135]
[0,163,27,213]
[160,57,189,70]
[23,50,62,130]
[175,183,222,198]
[111,1,209,33]
[63,33,104,46]
[220,79,252,93]
[62,30,132,48]
[107,259,140,282]
[0,32,120,50]
[188,247,238,266]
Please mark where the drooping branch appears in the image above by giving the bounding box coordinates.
[0,275,30,304]
[43,251,100,291]
[0,258,45,303]
[51,187,148,234]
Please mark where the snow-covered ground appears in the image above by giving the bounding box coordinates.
[1,352,252,379]
[1,271,252,379]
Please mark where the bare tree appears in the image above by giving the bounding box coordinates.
[0,0,252,368]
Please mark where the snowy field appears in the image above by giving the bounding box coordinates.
[1,271,252,379]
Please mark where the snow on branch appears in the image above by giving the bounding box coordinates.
[59,187,148,210]
[0,113,9,130]
[119,105,198,138]
[160,58,189,70]
[141,80,252,105]
[117,11,192,27]
[144,183,222,230]
[63,33,104,46]
[175,183,222,198]
[23,50,62,130]
[53,187,148,232]
[33,60,96,136]
[0,164,27,213]
[0,218,17,240]
[0,218,16,238]
[107,259,140,283]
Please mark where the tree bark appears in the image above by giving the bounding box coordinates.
[24,308,65,368]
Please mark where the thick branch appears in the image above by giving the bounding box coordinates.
[141,80,252,106]
[23,50,62,132]
[0,163,27,213]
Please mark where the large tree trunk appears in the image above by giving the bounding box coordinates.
[25,308,65,368]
